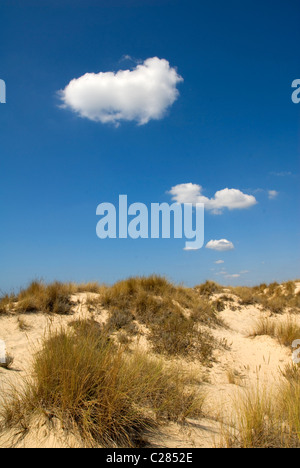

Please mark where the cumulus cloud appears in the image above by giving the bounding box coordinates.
[206,239,234,251]
[169,183,257,214]
[214,260,224,264]
[59,57,183,126]
[268,190,279,200]
[225,274,240,279]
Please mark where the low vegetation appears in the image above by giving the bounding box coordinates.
[221,374,300,448]
[0,320,204,447]
[250,316,300,347]
[0,294,15,315]
[194,281,224,297]
[0,281,105,315]
[231,281,300,313]
[101,276,220,362]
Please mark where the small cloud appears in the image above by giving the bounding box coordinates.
[225,274,240,279]
[120,54,135,62]
[240,270,249,274]
[169,183,257,214]
[206,239,234,251]
[59,57,183,126]
[214,260,224,264]
[268,190,279,200]
[270,171,292,177]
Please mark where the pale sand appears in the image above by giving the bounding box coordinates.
[0,285,299,448]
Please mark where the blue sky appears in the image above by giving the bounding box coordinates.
[0,0,299,292]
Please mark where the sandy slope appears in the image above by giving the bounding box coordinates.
[0,289,299,448]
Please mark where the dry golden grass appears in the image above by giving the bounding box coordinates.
[0,281,105,316]
[0,320,204,448]
[73,282,105,294]
[250,316,300,347]
[14,281,74,314]
[230,281,300,314]
[194,281,224,297]
[281,363,300,383]
[230,286,262,306]
[220,380,300,448]
[0,294,15,315]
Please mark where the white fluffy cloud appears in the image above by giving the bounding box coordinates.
[169,183,257,214]
[214,260,224,264]
[206,239,234,251]
[59,57,183,126]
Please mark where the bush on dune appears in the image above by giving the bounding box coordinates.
[14,281,73,315]
[194,281,223,297]
[230,281,300,314]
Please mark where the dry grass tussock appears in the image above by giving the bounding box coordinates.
[250,316,300,347]
[0,319,204,447]
[220,368,300,448]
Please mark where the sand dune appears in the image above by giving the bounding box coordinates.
[0,281,299,448]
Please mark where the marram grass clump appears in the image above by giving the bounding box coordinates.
[220,376,300,448]
[0,320,204,448]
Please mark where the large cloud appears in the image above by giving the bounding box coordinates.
[169,183,257,214]
[206,239,235,251]
[59,57,183,126]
